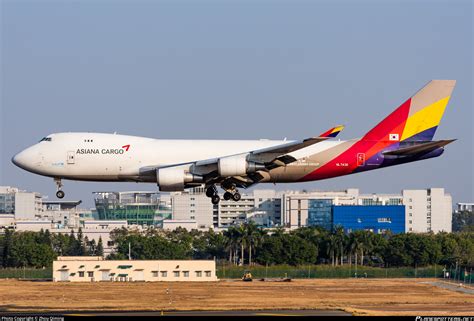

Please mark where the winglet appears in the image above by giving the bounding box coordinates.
[319,125,345,138]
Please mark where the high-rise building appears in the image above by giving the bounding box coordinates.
[170,188,281,228]
[402,188,452,233]
[0,186,43,220]
[171,187,214,229]
[281,189,359,229]
[281,188,451,233]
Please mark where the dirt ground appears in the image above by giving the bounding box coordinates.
[0,278,472,316]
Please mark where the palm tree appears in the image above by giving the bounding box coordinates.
[223,227,240,265]
[253,228,267,265]
[237,224,247,266]
[334,226,345,266]
[352,230,374,266]
[244,222,259,266]
[326,234,337,266]
[348,232,362,266]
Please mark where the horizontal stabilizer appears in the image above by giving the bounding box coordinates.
[382,139,456,157]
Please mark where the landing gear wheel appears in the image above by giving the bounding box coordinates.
[206,185,217,198]
[231,192,241,202]
[223,192,232,201]
[56,190,65,199]
[211,194,220,205]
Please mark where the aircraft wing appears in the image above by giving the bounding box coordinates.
[195,125,345,167]
[141,125,344,190]
[194,125,345,187]
[382,139,456,157]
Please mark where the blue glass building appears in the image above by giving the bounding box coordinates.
[308,199,333,230]
[332,205,405,234]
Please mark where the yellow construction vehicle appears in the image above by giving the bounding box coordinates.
[242,270,253,282]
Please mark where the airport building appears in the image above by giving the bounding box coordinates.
[15,220,128,255]
[171,187,214,229]
[332,205,406,234]
[281,188,451,233]
[93,191,171,227]
[171,188,281,229]
[456,202,474,212]
[0,185,453,236]
[52,256,218,282]
[41,200,94,228]
[0,186,43,220]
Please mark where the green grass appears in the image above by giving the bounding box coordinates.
[0,267,52,279]
[217,264,446,279]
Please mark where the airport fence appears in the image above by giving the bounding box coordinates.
[442,266,474,286]
[0,267,52,280]
[216,264,453,279]
[0,265,471,283]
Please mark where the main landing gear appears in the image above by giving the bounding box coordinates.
[206,185,220,205]
[54,178,65,199]
[206,184,241,204]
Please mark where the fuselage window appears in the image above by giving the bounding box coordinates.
[39,137,52,142]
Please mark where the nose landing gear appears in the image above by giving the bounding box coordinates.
[54,178,65,199]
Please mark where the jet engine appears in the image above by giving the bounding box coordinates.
[157,167,203,191]
[218,154,266,177]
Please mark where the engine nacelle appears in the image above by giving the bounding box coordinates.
[157,167,203,191]
[218,154,266,177]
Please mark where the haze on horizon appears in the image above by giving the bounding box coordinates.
[1,0,472,208]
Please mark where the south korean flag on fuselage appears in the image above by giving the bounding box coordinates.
[389,133,399,141]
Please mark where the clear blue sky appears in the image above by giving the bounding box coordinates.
[1,0,472,208]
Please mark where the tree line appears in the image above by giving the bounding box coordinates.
[0,224,472,269]
[108,224,474,268]
[0,228,103,268]
[452,210,474,232]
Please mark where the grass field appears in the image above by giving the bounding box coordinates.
[0,278,472,316]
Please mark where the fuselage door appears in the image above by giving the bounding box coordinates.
[67,151,76,164]
[357,153,365,167]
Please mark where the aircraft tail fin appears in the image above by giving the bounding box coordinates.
[362,80,456,142]
[319,125,345,138]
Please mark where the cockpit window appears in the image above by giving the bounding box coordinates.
[39,137,52,142]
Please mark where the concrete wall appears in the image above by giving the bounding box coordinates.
[53,257,218,282]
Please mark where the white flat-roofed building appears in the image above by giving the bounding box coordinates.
[217,189,280,228]
[162,219,198,231]
[52,256,218,282]
[0,186,43,220]
[281,188,451,233]
[457,203,474,212]
[0,214,15,229]
[15,220,54,232]
[42,200,93,228]
[171,187,214,229]
[402,188,452,233]
[15,220,128,255]
[281,189,359,229]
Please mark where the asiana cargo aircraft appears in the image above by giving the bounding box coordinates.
[12,80,456,204]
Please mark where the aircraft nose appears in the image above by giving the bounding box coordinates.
[12,147,41,171]
[12,150,28,168]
